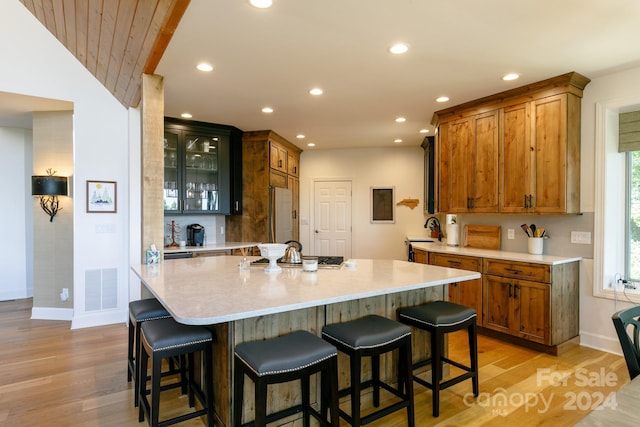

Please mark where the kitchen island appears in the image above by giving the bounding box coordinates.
[131,256,480,426]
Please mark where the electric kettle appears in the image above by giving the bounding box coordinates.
[282,240,303,264]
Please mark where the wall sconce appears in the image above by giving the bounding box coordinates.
[32,169,68,222]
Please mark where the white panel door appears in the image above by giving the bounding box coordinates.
[313,180,352,258]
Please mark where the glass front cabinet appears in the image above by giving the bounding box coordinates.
[164,118,242,215]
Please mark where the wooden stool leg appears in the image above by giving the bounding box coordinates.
[138,342,148,422]
[302,375,310,427]
[255,378,268,427]
[350,352,362,427]
[204,345,215,427]
[431,328,442,417]
[469,322,479,396]
[151,353,162,427]
[328,358,340,427]
[233,361,244,427]
[372,354,380,407]
[402,338,415,427]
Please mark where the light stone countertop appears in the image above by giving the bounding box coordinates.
[164,241,259,253]
[131,256,481,325]
[410,241,581,265]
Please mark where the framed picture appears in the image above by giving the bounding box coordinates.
[87,180,117,213]
[371,186,395,223]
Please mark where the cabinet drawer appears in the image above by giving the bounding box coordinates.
[483,258,550,283]
[269,170,288,188]
[429,253,482,272]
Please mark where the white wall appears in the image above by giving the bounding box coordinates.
[578,65,640,352]
[299,146,426,259]
[0,1,132,328]
[0,127,32,300]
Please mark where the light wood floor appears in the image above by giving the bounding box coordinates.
[0,298,630,426]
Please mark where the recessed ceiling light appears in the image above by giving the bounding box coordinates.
[394,139,403,143]
[419,129,429,134]
[296,134,305,139]
[196,63,213,72]
[309,88,323,96]
[395,117,406,123]
[388,43,409,55]
[502,73,520,81]
[307,142,316,147]
[261,107,274,113]
[436,96,450,103]
[181,113,192,118]
[249,0,272,8]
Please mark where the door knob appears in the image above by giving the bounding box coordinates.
[315,230,319,234]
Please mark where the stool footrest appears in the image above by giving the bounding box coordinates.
[156,408,208,427]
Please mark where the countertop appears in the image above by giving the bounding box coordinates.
[164,241,259,253]
[410,240,581,265]
[131,256,480,325]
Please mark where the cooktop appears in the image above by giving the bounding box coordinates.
[252,256,344,268]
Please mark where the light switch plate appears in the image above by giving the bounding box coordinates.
[507,229,515,240]
[571,231,591,244]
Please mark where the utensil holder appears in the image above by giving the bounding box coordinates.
[528,237,543,255]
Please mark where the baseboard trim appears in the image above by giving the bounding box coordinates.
[578,330,622,355]
[31,306,73,321]
[71,310,127,329]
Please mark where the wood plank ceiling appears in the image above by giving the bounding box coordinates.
[19,0,190,108]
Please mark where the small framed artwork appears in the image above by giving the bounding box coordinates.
[87,180,117,213]
[371,186,395,223]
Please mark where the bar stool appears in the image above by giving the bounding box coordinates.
[138,317,214,427]
[128,298,172,407]
[233,330,340,427]
[398,300,478,417]
[321,314,415,427]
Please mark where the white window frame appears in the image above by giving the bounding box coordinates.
[594,98,640,302]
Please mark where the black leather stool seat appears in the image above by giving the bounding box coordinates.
[398,300,479,417]
[128,298,171,407]
[399,300,476,329]
[138,317,214,427]
[234,331,340,427]
[321,315,415,427]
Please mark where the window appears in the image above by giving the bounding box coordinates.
[627,151,640,282]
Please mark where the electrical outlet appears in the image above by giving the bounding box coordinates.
[570,231,591,244]
[60,288,69,301]
[507,229,515,240]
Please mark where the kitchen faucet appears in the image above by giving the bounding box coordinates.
[424,216,443,242]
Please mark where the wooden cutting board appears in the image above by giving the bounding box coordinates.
[463,224,501,250]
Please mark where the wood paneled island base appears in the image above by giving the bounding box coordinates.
[131,256,480,426]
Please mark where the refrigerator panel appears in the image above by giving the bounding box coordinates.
[269,187,293,243]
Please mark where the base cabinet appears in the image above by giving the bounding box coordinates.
[483,275,550,344]
[422,249,579,353]
[428,252,482,316]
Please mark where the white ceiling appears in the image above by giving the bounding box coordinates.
[155,0,640,150]
[4,0,640,150]
[0,91,72,129]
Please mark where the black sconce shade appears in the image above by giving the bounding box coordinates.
[32,176,68,196]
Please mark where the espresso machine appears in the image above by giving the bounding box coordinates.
[187,224,205,246]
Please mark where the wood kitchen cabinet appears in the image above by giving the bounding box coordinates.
[438,110,499,213]
[413,248,428,264]
[428,252,482,317]
[225,130,302,243]
[482,258,579,353]
[433,71,590,215]
[501,93,582,213]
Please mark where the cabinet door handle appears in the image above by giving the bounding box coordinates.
[524,194,528,208]
[293,210,297,219]
[447,260,462,267]
[508,284,512,298]
[294,166,297,174]
[278,159,283,168]
[505,268,522,275]
[235,201,239,211]
[514,284,519,298]
[529,194,533,208]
